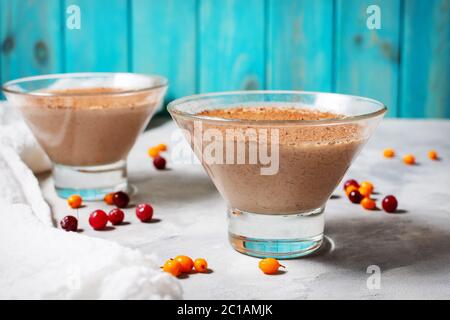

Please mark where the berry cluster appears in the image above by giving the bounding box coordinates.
[343,179,398,213]
[162,256,208,277]
[148,143,168,170]
[60,191,154,232]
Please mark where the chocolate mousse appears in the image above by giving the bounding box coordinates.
[17,87,163,166]
[183,107,365,214]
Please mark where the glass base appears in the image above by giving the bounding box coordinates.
[227,207,324,259]
[53,160,129,201]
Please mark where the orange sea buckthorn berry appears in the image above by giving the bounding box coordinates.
[403,154,416,165]
[360,181,374,194]
[104,192,115,205]
[361,197,376,210]
[428,150,438,161]
[359,186,372,198]
[174,255,194,273]
[345,185,359,196]
[259,258,285,275]
[162,259,182,277]
[148,147,160,159]
[193,258,208,273]
[383,148,395,158]
[67,194,82,209]
[156,143,168,152]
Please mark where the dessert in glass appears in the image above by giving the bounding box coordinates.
[168,91,386,258]
[3,73,167,200]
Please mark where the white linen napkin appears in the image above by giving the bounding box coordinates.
[0,102,182,299]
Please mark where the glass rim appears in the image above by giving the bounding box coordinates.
[1,72,168,97]
[168,90,388,125]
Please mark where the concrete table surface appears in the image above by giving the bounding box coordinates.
[40,118,450,299]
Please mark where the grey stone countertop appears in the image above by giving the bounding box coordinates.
[40,118,450,299]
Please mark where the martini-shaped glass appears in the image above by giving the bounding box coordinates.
[3,73,167,200]
[169,91,386,258]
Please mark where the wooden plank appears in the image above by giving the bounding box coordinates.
[132,0,196,101]
[400,0,450,118]
[199,0,265,92]
[64,0,129,72]
[0,0,63,82]
[335,0,401,117]
[267,0,334,91]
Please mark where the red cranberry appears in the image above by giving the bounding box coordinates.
[382,195,398,213]
[348,190,363,204]
[153,156,166,170]
[89,210,108,230]
[344,179,359,190]
[108,208,125,225]
[136,203,154,222]
[113,191,130,208]
[60,215,78,232]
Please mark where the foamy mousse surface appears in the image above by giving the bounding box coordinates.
[197,107,344,121]
[16,87,163,166]
[196,107,360,144]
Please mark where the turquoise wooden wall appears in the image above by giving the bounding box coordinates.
[1,0,449,118]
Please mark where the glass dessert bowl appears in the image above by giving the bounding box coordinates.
[168,91,386,259]
[3,73,167,200]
